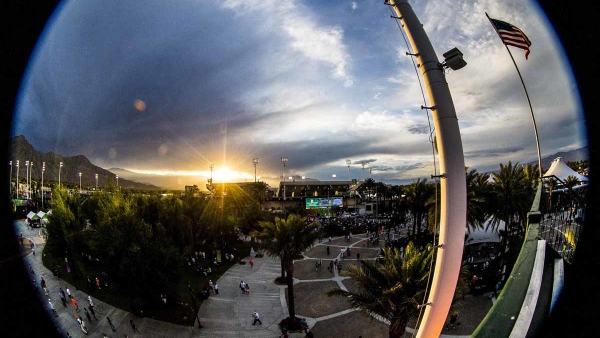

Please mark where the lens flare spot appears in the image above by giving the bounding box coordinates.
[158,144,168,156]
[134,99,146,112]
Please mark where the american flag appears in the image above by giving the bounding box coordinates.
[488,16,532,59]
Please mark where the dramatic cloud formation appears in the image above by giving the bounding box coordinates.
[13,0,586,188]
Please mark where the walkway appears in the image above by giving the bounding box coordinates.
[16,220,492,338]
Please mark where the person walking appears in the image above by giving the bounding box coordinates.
[130,319,140,334]
[59,291,67,308]
[32,247,35,256]
[357,252,360,261]
[88,295,94,307]
[70,297,79,312]
[249,258,254,267]
[40,277,46,289]
[107,316,117,332]
[240,280,245,294]
[244,284,250,295]
[252,311,262,325]
[95,277,101,290]
[214,283,219,295]
[88,305,97,319]
[48,299,58,317]
[326,246,330,255]
[66,287,72,299]
[84,308,92,322]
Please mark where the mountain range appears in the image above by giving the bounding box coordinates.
[9,135,161,190]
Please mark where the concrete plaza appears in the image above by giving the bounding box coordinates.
[16,220,492,338]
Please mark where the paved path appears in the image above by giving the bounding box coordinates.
[16,219,490,338]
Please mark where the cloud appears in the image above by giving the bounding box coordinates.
[351,2,358,11]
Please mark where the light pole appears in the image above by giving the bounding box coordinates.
[79,172,82,193]
[116,175,119,190]
[346,159,351,182]
[25,161,29,199]
[281,157,288,201]
[16,160,19,199]
[42,162,45,208]
[361,162,366,181]
[252,158,259,183]
[29,162,33,199]
[9,161,12,198]
[59,162,63,189]
[95,174,98,191]
[369,167,372,179]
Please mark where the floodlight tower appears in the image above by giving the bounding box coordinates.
[9,161,12,197]
[281,157,288,200]
[252,158,259,182]
[16,160,19,198]
[29,162,33,199]
[41,162,45,208]
[346,159,351,182]
[95,174,98,191]
[79,172,82,193]
[59,162,63,189]
[25,161,29,199]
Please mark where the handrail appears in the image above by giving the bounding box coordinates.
[471,183,543,337]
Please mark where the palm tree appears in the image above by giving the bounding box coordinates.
[251,214,319,328]
[489,161,530,246]
[465,168,489,232]
[327,243,432,337]
[404,179,435,238]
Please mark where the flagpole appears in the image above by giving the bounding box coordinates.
[486,13,543,179]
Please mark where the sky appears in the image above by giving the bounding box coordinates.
[12,0,587,188]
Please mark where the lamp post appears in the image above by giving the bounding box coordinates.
[116,175,119,190]
[16,160,19,199]
[346,159,351,182]
[79,172,82,193]
[9,161,12,198]
[252,158,259,183]
[59,162,63,189]
[42,162,45,208]
[29,162,34,199]
[95,174,98,191]
[281,157,288,201]
[361,162,366,181]
[25,161,29,199]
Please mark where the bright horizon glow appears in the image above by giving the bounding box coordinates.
[126,168,253,183]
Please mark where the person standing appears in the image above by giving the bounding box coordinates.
[244,284,250,295]
[326,246,330,255]
[84,308,92,322]
[88,295,94,307]
[249,258,254,267]
[240,280,245,293]
[252,311,262,325]
[107,316,116,332]
[95,277,101,290]
[357,252,360,261]
[130,319,140,334]
[66,287,72,299]
[208,280,214,292]
[214,283,219,295]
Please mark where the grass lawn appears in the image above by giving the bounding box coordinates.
[42,239,251,326]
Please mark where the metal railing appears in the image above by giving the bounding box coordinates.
[538,175,587,264]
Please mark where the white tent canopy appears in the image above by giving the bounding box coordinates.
[543,157,588,183]
[465,217,505,246]
[37,211,46,219]
[27,211,38,220]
